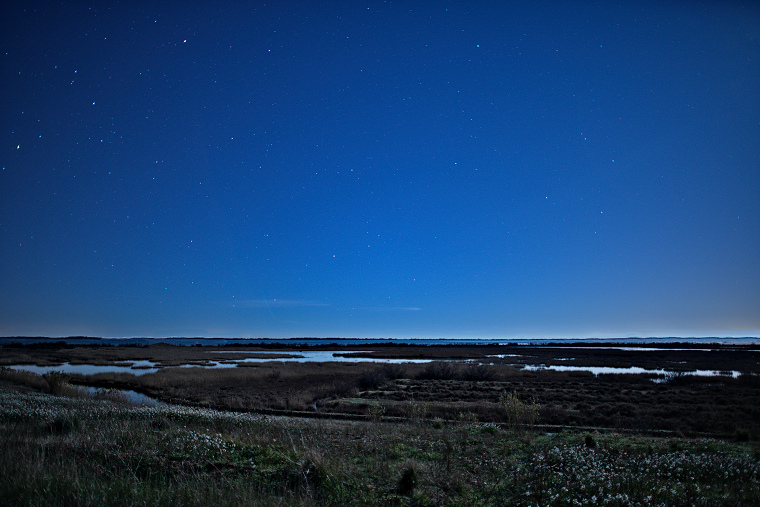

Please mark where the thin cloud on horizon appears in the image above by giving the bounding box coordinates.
[232,299,331,309]
[361,307,422,312]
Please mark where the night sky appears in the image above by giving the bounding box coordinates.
[2,1,759,339]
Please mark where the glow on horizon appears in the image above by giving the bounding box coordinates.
[2,325,758,342]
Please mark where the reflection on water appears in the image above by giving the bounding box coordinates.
[7,362,159,376]
[522,364,742,378]
[7,353,745,379]
[3,366,164,405]
[209,350,433,364]
[5,352,432,377]
[81,386,164,406]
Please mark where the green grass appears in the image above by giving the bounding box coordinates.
[1,385,759,506]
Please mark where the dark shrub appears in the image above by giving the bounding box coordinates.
[50,414,81,435]
[397,465,417,496]
[737,374,760,387]
[734,429,750,442]
[358,368,389,390]
[380,364,406,380]
[417,362,460,380]
[461,364,496,381]
[43,370,71,395]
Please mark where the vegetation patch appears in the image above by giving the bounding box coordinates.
[1,383,759,505]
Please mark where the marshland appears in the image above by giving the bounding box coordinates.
[2,339,759,505]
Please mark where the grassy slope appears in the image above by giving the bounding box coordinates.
[1,380,759,506]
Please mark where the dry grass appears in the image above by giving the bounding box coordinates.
[0,366,48,390]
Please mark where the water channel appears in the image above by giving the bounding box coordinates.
[7,350,747,379]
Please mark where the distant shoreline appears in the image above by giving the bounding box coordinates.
[2,335,759,347]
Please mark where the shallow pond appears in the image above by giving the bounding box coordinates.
[7,361,159,376]
[81,386,164,406]
[206,350,434,364]
[6,351,432,377]
[7,351,746,379]
[522,364,742,378]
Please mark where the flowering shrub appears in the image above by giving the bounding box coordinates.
[1,388,758,506]
[170,430,237,460]
[514,442,760,505]
[0,389,270,427]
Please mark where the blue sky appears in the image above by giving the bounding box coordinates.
[1,1,759,339]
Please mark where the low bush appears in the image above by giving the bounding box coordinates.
[367,403,386,422]
[405,399,430,423]
[735,428,751,442]
[0,366,48,390]
[500,390,539,431]
[42,370,71,395]
[460,364,497,381]
[358,368,389,390]
[417,362,460,381]
[397,464,417,496]
[49,413,81,434]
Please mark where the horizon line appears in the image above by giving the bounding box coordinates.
[2,335,759,341]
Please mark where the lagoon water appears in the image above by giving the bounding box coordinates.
[8,355,745,380]
[8,361,159,376]
[5,351,433,378]
[81,386,164,406]
[521,364,743,378]
[207,350,433,364]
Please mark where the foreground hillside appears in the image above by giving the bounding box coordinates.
[1,379,758,506]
